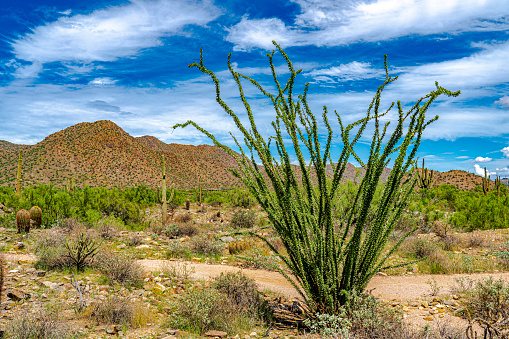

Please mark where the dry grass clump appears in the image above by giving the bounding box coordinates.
[401,236,438,259]
[166,240,192,259]
[165,222,199,238]
[174,212,193,224]
[6,308,79,339]
[159,260,195,280]
[128,233,142,247]
[92,296,153,328]
[94,250,144,287]
[467,232,486,248]
[33,228,73,270]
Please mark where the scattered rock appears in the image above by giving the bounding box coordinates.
[13,242,25,250]
[7,289,29,301]
[205,330,228,338]
[219,236,235,243]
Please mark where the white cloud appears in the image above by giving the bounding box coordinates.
[474,164,495,176]
[89,77,118,86]
[305,61,384,82]
[474,156,492,163]
[502,146,509,158]
[226,17,302,51]
[227,0,509,50]
[10,0,220,76]
[455,156,469,159]
[495,95,509,108]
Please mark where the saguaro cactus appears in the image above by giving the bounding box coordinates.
[482,167,490,196]
[495,175,501,197]
[162,155,167,225]
[29,206,43,228]
[161,155,175,225]
[15,150,22,196]
[416,158,434,189]
[16,209,30,233]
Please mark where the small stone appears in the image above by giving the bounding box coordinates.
[35,270,46,277]
[250,332,258,337]
[7,289,29,301]
[13,242,25,250]
[375,272,388,276]
[152,283,166,295]
[117,244,127,249]
[204,330,228,338]
[424,316,433,321]
[219,236,235,243]
[99,285,110,292]
[175,330,189,337]
[191,257,201,263]
[421,301,429,308]
[452,295,460,300]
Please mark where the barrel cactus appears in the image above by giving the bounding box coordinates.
[228,240,249,255]
[16,209,30,233]
[29,206,42,228]
[185,199,190,210]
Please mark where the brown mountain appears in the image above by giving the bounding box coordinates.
[0,120,494,191]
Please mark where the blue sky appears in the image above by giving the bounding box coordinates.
[0,0,508,177]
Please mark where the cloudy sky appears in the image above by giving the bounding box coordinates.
[1,0,508,177]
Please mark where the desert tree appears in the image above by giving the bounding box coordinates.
[173,42,460,314]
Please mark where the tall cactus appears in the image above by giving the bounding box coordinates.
[495,175,501,197]
[15,150,22,196]
[16,209,30,233]
[161,155,167,226]
[482,167,490,196]
[416,158,434,189]
[161,155,175,225]
[29,206,43,228]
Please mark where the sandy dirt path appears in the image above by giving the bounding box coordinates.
[5,254,508,330]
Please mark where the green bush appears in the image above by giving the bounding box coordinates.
[213,271,267,318]
[191,235,223,256]
[230,209,256,229]
[165,286,260,335]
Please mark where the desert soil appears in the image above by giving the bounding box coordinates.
[5,253,508,331]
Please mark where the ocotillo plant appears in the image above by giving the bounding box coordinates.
[16,209,30,233]
[495,175,501,196]
[29,206,42,228]
[15,150,22,196]
[482,167,490,196]
[416,158,434,189]
[173,42,460,313]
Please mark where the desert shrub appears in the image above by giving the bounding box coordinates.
[58,217,86,233]
[305,291,414,339]
[213,271,266,316]
[191,235,223,256]
[94,250,144,287]
[493,240,509,268]
[92,296,152,328]
[165,286,258,335]
[128,234,142,247]
[462,277,509,337]
[174,212,192,224]
[467,232,486,248]
[164,222,199,238]
[438,234,460,252]
[402,236,438,259]
[34,229,73,270]
[166,240,192,259]
[159,261,195,280]
[426,250,453,274]
[63,230,100,271]
[6,308,79,339]
[230,209,256,229]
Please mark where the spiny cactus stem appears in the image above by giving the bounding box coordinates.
[482,167,490,196]
[162,155,167,226]
[16,150,22,196]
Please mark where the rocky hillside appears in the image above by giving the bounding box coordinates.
[0,120,497,191]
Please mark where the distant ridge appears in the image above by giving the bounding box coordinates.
[0,120,489,190]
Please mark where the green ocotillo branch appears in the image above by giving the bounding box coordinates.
[173,42,460,314]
